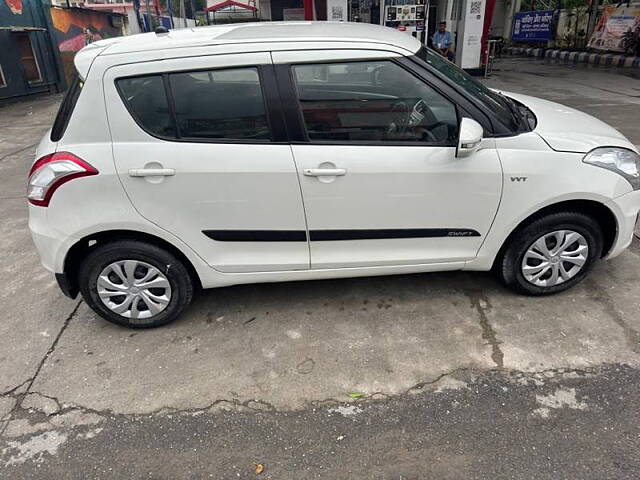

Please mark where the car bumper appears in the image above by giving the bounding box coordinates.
[29,218,65,274]
[29,205,81,298]
[605,189,640,259]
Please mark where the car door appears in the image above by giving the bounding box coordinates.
[103,52,309,273]
[272,50,502,269]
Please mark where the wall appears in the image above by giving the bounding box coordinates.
[126,8,142,33]
[0,0,63,101]
[489,0,505,37]
[265,0,302,21]
[555,7,588,49]
[258,0,272,20]
[49,6,125,83]
[489,0,520,41]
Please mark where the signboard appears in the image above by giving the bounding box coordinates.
[512,10,554,42]
[283,7,305,20]
[326,0,347,21]
[588,3,640,52]
[457,0,486,69]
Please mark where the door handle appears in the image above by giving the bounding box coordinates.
[303,168,347,177]
[128,168,176,177]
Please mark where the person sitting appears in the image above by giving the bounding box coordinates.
[432,21,455,62]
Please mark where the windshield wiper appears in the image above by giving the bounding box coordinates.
[500,93,526,130]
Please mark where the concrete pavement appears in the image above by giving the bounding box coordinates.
[1,58,640,478]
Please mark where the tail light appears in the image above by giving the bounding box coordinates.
[27,152,98,207]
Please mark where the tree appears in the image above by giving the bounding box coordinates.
[520,0,588,10]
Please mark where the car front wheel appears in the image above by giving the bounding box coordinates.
[78,240,194,328]
[498,211,604,295]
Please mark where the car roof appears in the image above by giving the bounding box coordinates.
[75,22,421,79]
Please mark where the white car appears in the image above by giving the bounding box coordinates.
[28,22,640,328]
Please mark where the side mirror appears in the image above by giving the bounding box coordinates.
[456,117,484,158]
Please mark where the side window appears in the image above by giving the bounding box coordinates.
[292,61,458,144]
[117,75,175,138]
[169,67,270,140]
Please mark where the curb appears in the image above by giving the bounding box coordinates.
[503,47,640,69]
[503,46,545,58]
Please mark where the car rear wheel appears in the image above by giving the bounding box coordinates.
[78,240,194,328]
[497,212,603,295]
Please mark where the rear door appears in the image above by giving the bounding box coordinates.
[272,50,502,269]
[104,52,309,273]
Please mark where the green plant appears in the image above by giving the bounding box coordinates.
[622,25,640,57]
[519,0,587,11]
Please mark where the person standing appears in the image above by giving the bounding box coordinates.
[432,21,455,62]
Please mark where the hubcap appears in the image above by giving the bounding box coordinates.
[97,260,171,320]
[521,230,589,287]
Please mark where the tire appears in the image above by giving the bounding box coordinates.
[78,240,194,328]
[497,211,603,295]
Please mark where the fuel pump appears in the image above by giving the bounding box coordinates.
[383,0,428,44]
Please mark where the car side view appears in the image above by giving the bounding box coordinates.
[28,22,640,328]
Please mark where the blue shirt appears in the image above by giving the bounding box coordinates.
[432,31,452,50]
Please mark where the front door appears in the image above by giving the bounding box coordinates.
[273,52,502,269]
[104,52,309,273]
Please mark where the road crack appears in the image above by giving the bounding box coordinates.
[405,368,472,393]
[586,279,640,354]
[0,365,609,436]
[464,289,504,368]
[23,301,82,395]
[0,380,30,398]
[0,301,81,436]
[0,142,38,163]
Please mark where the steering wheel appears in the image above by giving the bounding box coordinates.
[388,99,432,139]
[386,100,409,136]
[387,99,449,142]
[420,126,439,143]
[409,99,450,142]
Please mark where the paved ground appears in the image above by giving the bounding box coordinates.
[1,57,639,479]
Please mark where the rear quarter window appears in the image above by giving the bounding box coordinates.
[50,75,83,142]
[116,75,176,138]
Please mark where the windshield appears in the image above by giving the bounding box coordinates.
[415,48,521,133]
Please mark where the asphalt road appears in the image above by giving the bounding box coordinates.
[1,57,640,479]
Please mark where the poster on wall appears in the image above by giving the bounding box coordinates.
[326,0,348,21]
[51,8,122,52]
[5,0,23,14]
[49,7,124,83]
[587,3,640,52]
[512,10,554,42]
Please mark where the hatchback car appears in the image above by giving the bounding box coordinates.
[28,22,640,328]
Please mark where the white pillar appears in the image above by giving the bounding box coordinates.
[502,0,521,42]
[456,0,486,70]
